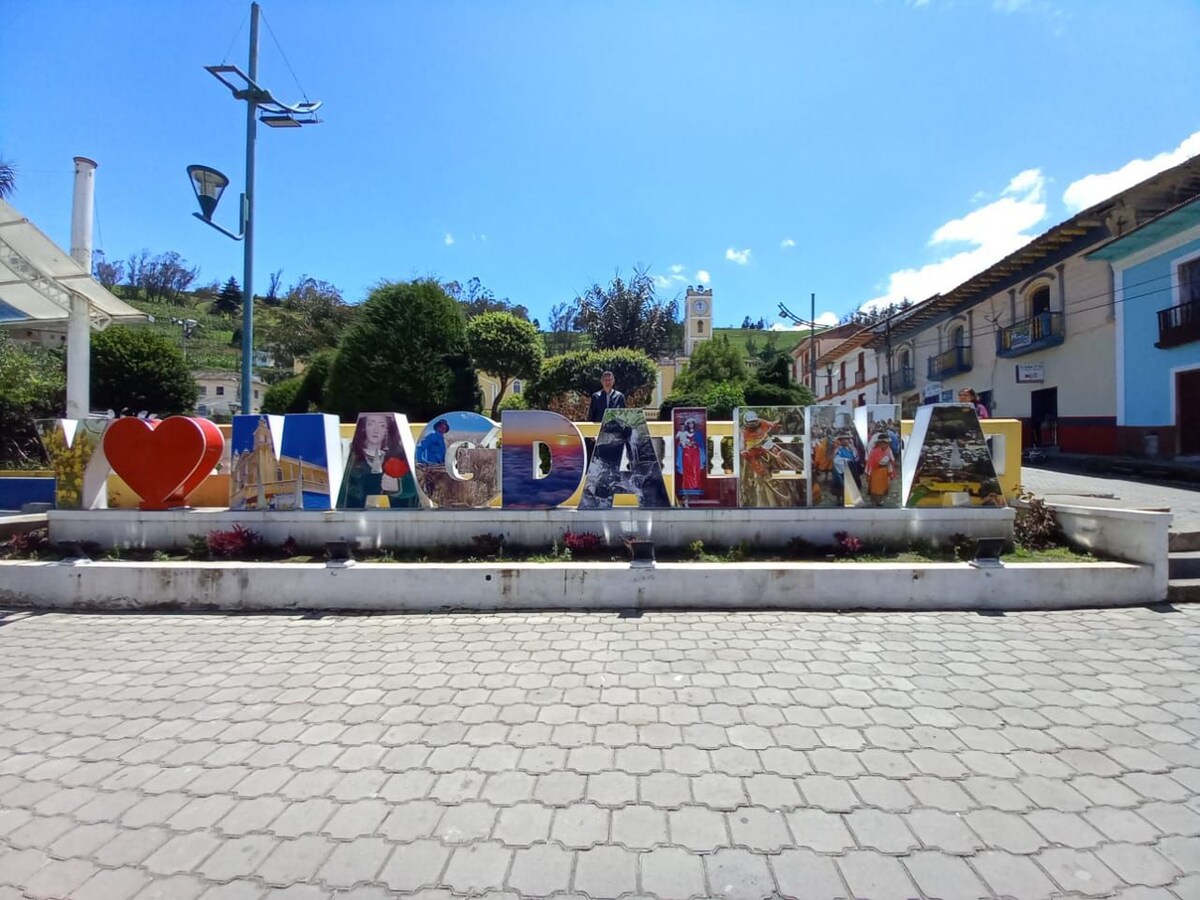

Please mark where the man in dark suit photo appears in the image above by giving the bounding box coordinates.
[588,370,626,423]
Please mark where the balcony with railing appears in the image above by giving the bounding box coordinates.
[836,376,847,393]
[881,366,915,395]
[853,370,866,387]
[996,311,1064,358]
[927,345,973,380]
[1156,300,1200,349]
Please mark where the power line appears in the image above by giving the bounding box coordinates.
[877,270,1193,355]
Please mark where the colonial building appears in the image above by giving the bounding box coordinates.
[1087,194,1200,457]
[855,153,1200,452]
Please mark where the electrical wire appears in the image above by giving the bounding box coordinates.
[871,270,1196,355]
[260,8,311,103]
[220,8,249,66]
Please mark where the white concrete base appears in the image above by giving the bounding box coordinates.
[0,558,1162,612]
[1050,503,1171,600]
[48,507,1015,552]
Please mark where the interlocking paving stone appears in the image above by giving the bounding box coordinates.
[505,843,574,896]
[0,606,1198,899]
[572,845,637,898]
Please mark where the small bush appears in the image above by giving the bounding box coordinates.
[472,533,506,557]
[948,532,974,561]
[1,527,50,559]
[280,536,299,558]
[563,531,602,554]
[687,539,707,560]
[833,531,865,557]
[1013,487,1060,550]
[784,536,818,559]
[205,524,265,559]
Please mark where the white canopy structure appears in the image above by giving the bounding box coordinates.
[0,198,147,332]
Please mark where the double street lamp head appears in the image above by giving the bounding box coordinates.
[187,164,230,222]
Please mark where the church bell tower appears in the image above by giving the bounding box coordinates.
[684,286,713,357]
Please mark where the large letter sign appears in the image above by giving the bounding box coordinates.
[501,410,585,509]
[337,413,420,509]
[806,405,859,508]
[36,417,109,510]
[735,406,808,508]
[904,404,1005,507]
[580,408,671,509]
[103,416,223,510]
[855,404,902,508]
[230,413,343,510]
[414,412,501,509]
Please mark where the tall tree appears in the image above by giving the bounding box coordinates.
[0,332,64,465]
[134,251,199,304]
[324,279,479,421]
[545,301,582,356]
[444,276,530,321]
[92,251,125,289]
[467,312,544,419]
[575,267,679,357]
[259,275,353,367]
[213,277,242,315]
[90,326,198,416]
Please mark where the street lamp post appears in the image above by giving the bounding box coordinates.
[187,1,320,415]
[170,317,199,361]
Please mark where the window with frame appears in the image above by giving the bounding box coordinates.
[948,323,966,348]
[512,380,522,395]
[215,386,225,396]
[1180,256,1200,305]
[1027,284,1051,318]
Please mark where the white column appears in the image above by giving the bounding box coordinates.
[67,156,97,418]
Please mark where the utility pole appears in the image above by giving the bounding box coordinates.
[239,2,260,418]
[809,292,817,393]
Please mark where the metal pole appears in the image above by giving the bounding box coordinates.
[240,1,260,415]
[809,292,816,392]
[67,157,97,418]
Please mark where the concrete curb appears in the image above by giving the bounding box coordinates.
[0,558,1163,612]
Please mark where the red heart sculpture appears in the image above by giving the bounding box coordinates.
[103,416,225,510]
[167,418,224,505]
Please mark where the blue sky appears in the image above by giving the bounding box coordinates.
[3,0,1199,329]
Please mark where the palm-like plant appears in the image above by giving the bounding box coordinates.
[0,159,15,200]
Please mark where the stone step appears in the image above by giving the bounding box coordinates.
[1167,578,1200,603]
[1169,552,1200,580]
[1169,532,1200,553]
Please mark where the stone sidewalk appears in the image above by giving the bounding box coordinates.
[0,606,1197,899]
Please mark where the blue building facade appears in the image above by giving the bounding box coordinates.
[1090,198,1200,457]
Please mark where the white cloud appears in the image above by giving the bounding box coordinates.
[780,238,796,250]
[993,0,1032,11]
[443,233,455,246]
[725,247,751,265]
[860,168,1047,312]
[770,311,838,330]
[670,263,685,274]
[1063,130,1200,212]
[696,270,711,285]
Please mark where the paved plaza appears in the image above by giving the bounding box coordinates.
[0,606,1198,899]
[1021,468,1200,537]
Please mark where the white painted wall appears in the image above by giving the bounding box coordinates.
[0,558,1159,612]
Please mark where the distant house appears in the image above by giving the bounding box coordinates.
[1088,195,1200,457]
[194,370,269,417]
